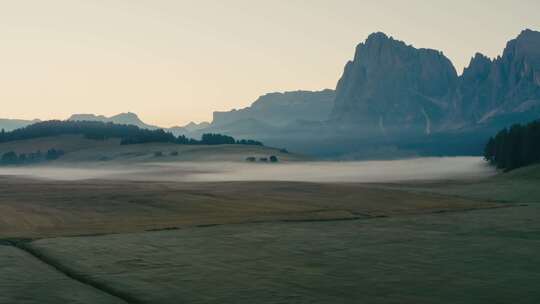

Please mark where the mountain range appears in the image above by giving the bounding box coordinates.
[182,29,540,157]
[68,113,160,130]
[0,113,208,136]
[2,29,539,158]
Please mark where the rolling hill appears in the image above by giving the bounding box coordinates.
[0,134,302,164]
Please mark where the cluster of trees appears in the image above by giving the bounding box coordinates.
[245,155,279,163]
[0,121,263,147]
[0,149,65,165]
[199,133,262,146]
[484,120,540,171]
[237,139,264,146]
[0,121,177,144]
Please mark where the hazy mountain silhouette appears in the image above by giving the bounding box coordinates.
[168,121,210,136]
[68,112,160,130]
[185,29,540,158]
[212,90,335,127]
[3,29,539,158]
[0,119,41,132]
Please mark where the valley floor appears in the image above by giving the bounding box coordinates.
[1,165,539,303]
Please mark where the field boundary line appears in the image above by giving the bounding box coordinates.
[7,240,143,304]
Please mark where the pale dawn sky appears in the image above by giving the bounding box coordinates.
[1,0,539,126]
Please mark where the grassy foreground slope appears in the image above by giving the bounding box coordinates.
[2,164,539,303]
[0,245,124,304]
[0,134,302,163]
[0,178,497,239]
[390,164,540,204]
[28,204,540,304]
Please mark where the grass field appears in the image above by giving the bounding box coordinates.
[1,163,539,303]
[0,244,124,304]
[384,164,540,205]
[0,177,498,239]
[0,135,303,164]
[25,204,540,304]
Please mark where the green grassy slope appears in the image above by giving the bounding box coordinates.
[0,245,124,304]
[28,204,540,304]
[2,152,538,303]
[0,135,121,154]
[0,135,305,163]
[387,164,540,205]
[0,179,495,239]
[501,163,540,180]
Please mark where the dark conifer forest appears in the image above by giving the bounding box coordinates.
[484,120,540,171]
[0,121,263,165]
[0,120,263,146]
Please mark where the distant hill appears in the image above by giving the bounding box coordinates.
[68,112,160,130]
[0,121,287,165]
[0,118,40,132]
[1,113,163,133]
[68,113,213,137]
[0,120,263,147]
[0,134,299,165]
[168,121,210,136]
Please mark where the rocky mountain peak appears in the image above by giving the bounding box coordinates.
[331,32,458,135]
[366,31,389,42]
[517,28,540,42]
[453,29,540,124]
[502,29,540,61]
[461,53,492,80]
[360,32,391,50]
[110,112,141,122]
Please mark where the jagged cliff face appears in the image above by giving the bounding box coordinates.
[455,29,540,124]
[330,32,458,136]
[330,30,540,138]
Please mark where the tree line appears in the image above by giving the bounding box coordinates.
[484,120,540,171]
[0,121,263,146]
[1,149,64,165]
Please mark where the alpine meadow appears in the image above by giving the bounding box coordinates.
[1,1,540,303]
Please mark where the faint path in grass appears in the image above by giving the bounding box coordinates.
[2,240,137,304]
[0,202,529,304]
[26,204,540,304]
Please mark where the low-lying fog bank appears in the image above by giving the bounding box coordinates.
[0,157,496,183]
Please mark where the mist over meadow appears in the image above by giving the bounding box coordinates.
[0,157,495,183]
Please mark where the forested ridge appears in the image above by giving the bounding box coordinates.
[0,120,263,146]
